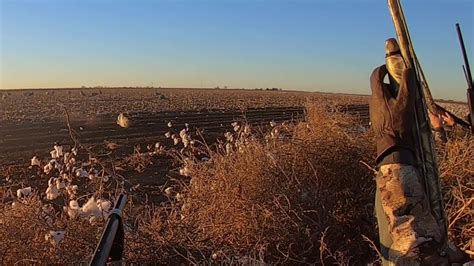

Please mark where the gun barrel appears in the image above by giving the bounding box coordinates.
[90,194,127,266]
[456,23,473,87]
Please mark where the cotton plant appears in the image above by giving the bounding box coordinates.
[65,184,78,198]
[46,178,60,200]
[43,160,56,174]
[164,186,174,196]
[45,176,72,200]
[16,187,32,198]
[45,230,66,246]
[232,121,241,132]
[64,197,112,222]
[179,166,191,177]
[31,156,41,167]
[179,128,192,148]
[50,144,63,159]
[171,134,180,145]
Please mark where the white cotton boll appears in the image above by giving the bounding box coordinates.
[46,184,59,200]
[117,113,132,128]
[56,180,66,190]
[72,147,78,156]
[45,230,65,246]
[167,121,172,128]
[66,200,81,218]
[270,128,279,138]
[164,187,173,196]
[44,161,54,174]
[179,166,190,177]
[270,121,277,127]
[224,132,234,142]
[17,187,32,198]
[180,129,191,147]
[54,145,63,157]
[225,143,233,154]
[179,129,187,138]
[88,173,96,180]
[81,197,101,218]
[66,185,78,198]
[155,142,161,149]
[233,125,240,132]
[182,138,189,148]
[50,150,58,159]
[31,156,41,167]
[165,132,171,138]
[97,199,112,213]
[184,123,189,128]
[69,200,80,209]
[243,125,251,135]
[62,152,70,164]
[231,122,238,127]
[175,193,184,202]
[173,137,180,145]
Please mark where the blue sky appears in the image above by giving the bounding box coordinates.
[0,0,472,100]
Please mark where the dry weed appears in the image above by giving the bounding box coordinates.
[438,136,474,256]
[140,104,377,264]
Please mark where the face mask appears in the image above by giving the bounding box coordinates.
[385,38,406,85]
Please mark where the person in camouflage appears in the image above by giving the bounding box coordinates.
[370,39,468,265]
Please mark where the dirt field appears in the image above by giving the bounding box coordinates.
[0,88,471,264]
[0,88,371,162]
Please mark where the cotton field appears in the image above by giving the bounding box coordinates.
[0,90,472,264]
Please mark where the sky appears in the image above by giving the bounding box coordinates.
[0,0,472,100]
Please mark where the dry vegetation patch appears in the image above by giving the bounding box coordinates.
[138,105,377,264]
[0,103,472,264]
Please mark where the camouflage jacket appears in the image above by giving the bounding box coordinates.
[376,163,442,265]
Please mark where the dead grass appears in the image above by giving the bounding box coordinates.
[138,104,377,264]
[438,136,474,256]
[0,104,472,264]
[0,194,103,264]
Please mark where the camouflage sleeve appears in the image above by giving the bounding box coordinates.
[376,163,443,264]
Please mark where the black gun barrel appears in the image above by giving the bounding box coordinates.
[90,194,127,266]
[456,23,474,132]
[456,23,473,87]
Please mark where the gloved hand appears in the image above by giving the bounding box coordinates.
[369,64,416,164]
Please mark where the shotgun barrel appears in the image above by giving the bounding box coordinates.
[456,23,474,132]
[90,194,127,266]
[387,0,448,253]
